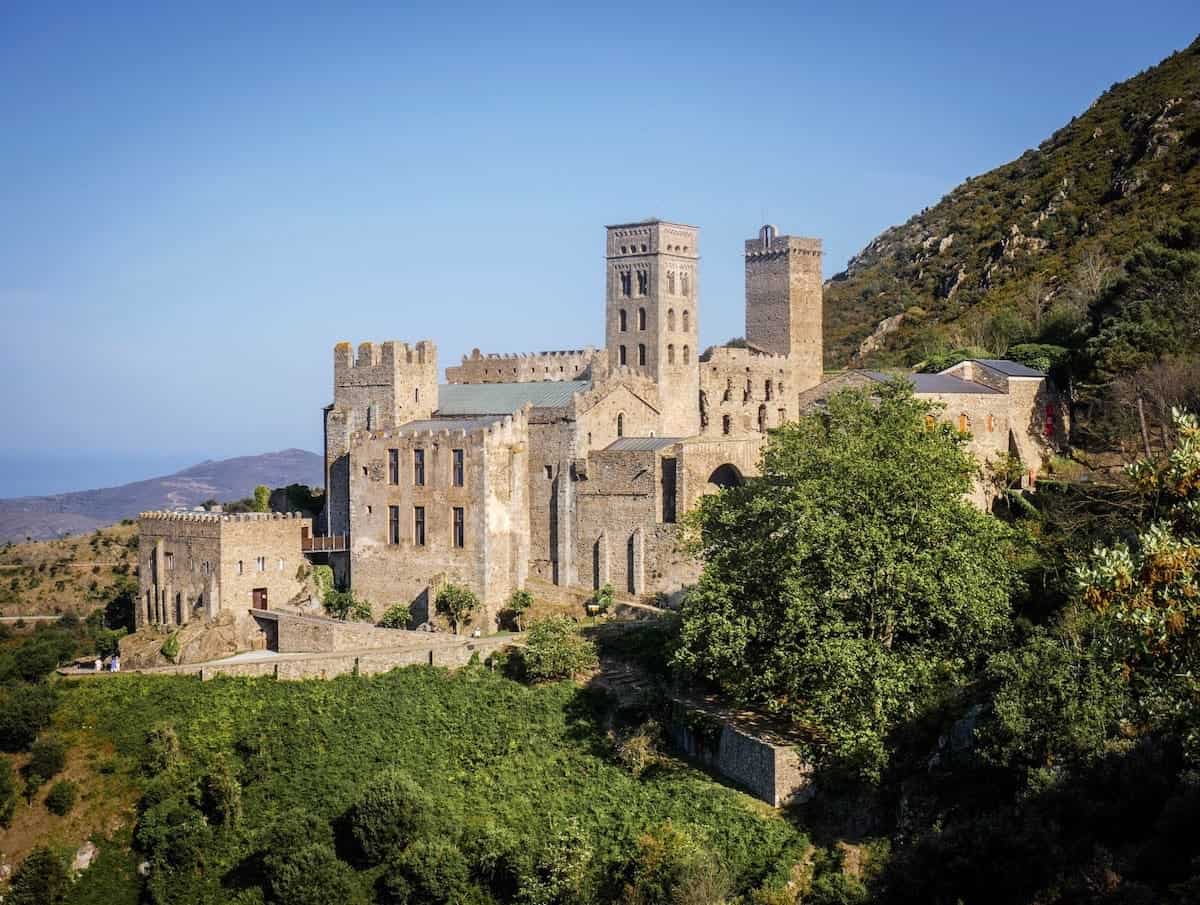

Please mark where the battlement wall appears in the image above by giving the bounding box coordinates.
[446,346,600,384]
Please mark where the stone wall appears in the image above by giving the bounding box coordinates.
[348,410,530,628]
[446,347,601,384]
[218,513,313,614]
[698,346,794,438]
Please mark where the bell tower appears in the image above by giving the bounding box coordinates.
[604,219,701,437]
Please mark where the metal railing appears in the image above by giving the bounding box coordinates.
[302,534,349,553]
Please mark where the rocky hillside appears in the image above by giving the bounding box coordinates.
[0,449,322,542]
[825,35,1200,367]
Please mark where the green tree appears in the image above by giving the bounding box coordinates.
[253,484,271,513]
[44,779,78,816]
[0,756,16,826]
[27,735,67,784]
[1076,406,1200,753]
[673,382,1017,779]
[323,589,372,622]
[378,837,478,905]
[349,767,435,865]
[378,602,412,629]
[522,617,598,682]
[6,846,71,905]
[264,842,365,905]
[507,588,534,631]
[436,583,481,635]
[619,820,730,905]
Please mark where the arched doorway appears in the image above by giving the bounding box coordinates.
[707,464,744,490]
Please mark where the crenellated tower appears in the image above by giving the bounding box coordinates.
[604,220,700,437]
[744,225,823,396]
[323,340,437,535]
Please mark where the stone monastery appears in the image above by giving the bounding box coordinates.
[136,219,1059,633]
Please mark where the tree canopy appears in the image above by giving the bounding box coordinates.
[673,381,1019,778]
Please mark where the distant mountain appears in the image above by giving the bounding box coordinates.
[0,449,323,542]
[824,35,1200,367]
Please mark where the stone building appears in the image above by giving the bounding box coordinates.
[317,218,1060,624]
[136,511,312,630]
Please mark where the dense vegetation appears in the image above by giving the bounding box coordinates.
[824,37,1200,452]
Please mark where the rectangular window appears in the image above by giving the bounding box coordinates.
[256,556,266,572]
[164,552,174,571]
[453,507,465,548]
[237,560,244,575]
[413,448,425,486]
[388,448,399,484]
[413,506,426,546]
[388,505,400,545]
[452,449,464,487]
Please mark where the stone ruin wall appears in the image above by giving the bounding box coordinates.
[699,347,795,438]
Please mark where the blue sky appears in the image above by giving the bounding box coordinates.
[1,2,1196,495]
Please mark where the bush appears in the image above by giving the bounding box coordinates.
[614,720,664,777]
[324,589,372,622]
[522,617,597,682]
[0,684,57,752]
[507,589,534,631]
[593,583,615,613]
[620,820,731,905]
[27,735,67,783]
[378,602,412,630]
[159,632,180,662]
[6,846,71,905]
[44,779,78,816]
[378,837,477,905]
[0,756,16,826]
[264,841,365,905]
[349,767,435,864]
[435,583,481,635]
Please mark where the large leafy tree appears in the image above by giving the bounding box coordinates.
[673,382,1018,779]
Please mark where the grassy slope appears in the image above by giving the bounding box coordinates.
[824,35,1200,366]
[57,667,805,900]
[0,524,137,619]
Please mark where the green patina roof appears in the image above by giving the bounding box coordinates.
[436,381,590,416]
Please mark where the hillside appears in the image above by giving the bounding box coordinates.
[0,523,137,619]
[825,35,1200,368]
[0,449,322,542]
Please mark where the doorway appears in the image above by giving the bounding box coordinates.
[252,588,268,610]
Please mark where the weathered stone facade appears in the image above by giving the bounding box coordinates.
[316,219,1058,625]
[136,511,311,630]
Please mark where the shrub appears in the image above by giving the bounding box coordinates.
[522,617,597,682]
[594,583,615,613]
[436,583,481,635]
[378,602,412,630]
[0,756,16,826]
[6,846,71,905]
[614,720,664,777]
[142,725,182,775]
[507,589,534,631]
[0,684,57,752]
[94,626,126,659]
[201,757,242,826]
[27,735,67,783]
[378,837,476,905]
[620,820,731,905]
[324,589,372,622]
[312,564,334,599]
[264,841,365,905]
[45,779,78,816]
[349,767,435,864]
[159,632,180,662]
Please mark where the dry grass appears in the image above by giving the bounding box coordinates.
[0,524,137,619]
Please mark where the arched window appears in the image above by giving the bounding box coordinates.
[667,272,676,294]
[667,308,675,330]
[638,343,646,366]
[619,345,627,366]
[620,271,632,297]
[667,344,675,364]
[765,379,773,401]
[958,413,970,433]
[638,307,646,330]
[637,270,648,295]
[619,309,628,332]
[722,414,731,435]
[682,345,690,364]
[617,413,625,437]
[681,273,690,297]
[682,309,690,332]
[758,404,767,432]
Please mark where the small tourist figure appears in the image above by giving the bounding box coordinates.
[94,657,102,672]
[110,655,121,672]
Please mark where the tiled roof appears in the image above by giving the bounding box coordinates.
[861,371,1004,395]
[970,359,1045,377]
[605,437,683,452]
[436,381,590,415]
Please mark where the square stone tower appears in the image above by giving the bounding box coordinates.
[745,225,824,394]
[604,220,701,437]
[323,340,437,535]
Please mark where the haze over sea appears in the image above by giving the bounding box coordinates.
[0,450,236,499]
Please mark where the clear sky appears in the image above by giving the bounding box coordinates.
[1,2,1196,495]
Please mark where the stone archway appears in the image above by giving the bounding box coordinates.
[707,464,744,490]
